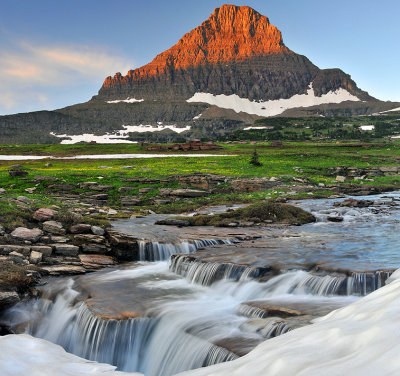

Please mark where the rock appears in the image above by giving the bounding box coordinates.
[327,216,344,222]
[91,185,113,192]
[29,250,43,264]
[120,198,142,207]
[155,219,191,227]
[25,187,36,194]
[48,183,76,191]
[91,194,109,200]
[0,245,31,256]
[9,251,27,263]
[73,234,105,244]
[0,225,4,236]
[334,199,374,208]
[108,209,118,215]
[139,187,153,193]
[169,189,209,198]
[0,291,20,309]
[40,265,86,275]
[79,254,115,268]
[33,175,58,182]
[0,188,6,194]
[69,224,92,234]
[91,226,105,236]
[335,175,346,183]
[81,244,108,254]
[30,246,52,257]
[42,221,66,235]
[33,208,57,222]
[9,167,28,177]
[10,227,43,243]
[118,187,135,193]
[52,244,79,256]
[50,236,69,243]
[17,196,33,205]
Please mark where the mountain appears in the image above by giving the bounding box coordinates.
[1,4,399,144]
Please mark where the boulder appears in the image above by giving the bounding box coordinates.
[33,208,57,222]
[91,226,105,236]
[73,234,105,244]
[10,227,43,243]
[17,196,33,205]
[69,224,92,234]
[29,251,43,264]
[42,221,66,235]
[0,291,20,310]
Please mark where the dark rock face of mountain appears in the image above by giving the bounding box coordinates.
[95,5,370,102]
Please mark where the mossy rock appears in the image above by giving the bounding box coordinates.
[171,201,315,227]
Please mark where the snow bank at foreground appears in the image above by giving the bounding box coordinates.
[179,269,400,376]
[2,269,400,376]
[0,334,142,376]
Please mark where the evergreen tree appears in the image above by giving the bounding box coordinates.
[250,149,262,166]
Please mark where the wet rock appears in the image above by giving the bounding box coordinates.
[91,226,105,236]
[334,199,374,208]
[29,250,43,264]
[10,227,43,243]
[17,196,33,205]
[40,265,86,275]
[155,219,191,227]
[69,224,92,234]
[78,254,115,269]
[52,244,79,256]
[0,291,20,310]
[42,221,66,235]
[33,208,57,222]
[327,216,344,222]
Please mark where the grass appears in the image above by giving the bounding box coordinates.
[0,141,399,214]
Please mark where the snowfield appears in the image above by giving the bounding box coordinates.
[187,83,360,117]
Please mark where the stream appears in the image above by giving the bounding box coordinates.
[2,192,400,375]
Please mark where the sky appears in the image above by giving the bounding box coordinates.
[1,0,399,115]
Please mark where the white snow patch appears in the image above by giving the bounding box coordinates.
[179,269,400,376]
[187,83,360,117]
[50,124,191,144]
[243,126,271,130]
[193,113,202,120]
[0,334,141,376]
[379,107,400,114]
[106,97,144,104]
[0,154,232,161]
[360,125,375,131]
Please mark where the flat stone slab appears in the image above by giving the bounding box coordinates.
[41,265,86,275]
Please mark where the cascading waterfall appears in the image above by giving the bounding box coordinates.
[169,254,271,286]
[138,239,234,261]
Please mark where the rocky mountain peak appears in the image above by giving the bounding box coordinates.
[102,5,291,88]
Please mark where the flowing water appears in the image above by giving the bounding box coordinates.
[3,193,400,376]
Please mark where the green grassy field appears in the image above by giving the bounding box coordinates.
[0,141,399,215]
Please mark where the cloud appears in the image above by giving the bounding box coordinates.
[0,40,132,114]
